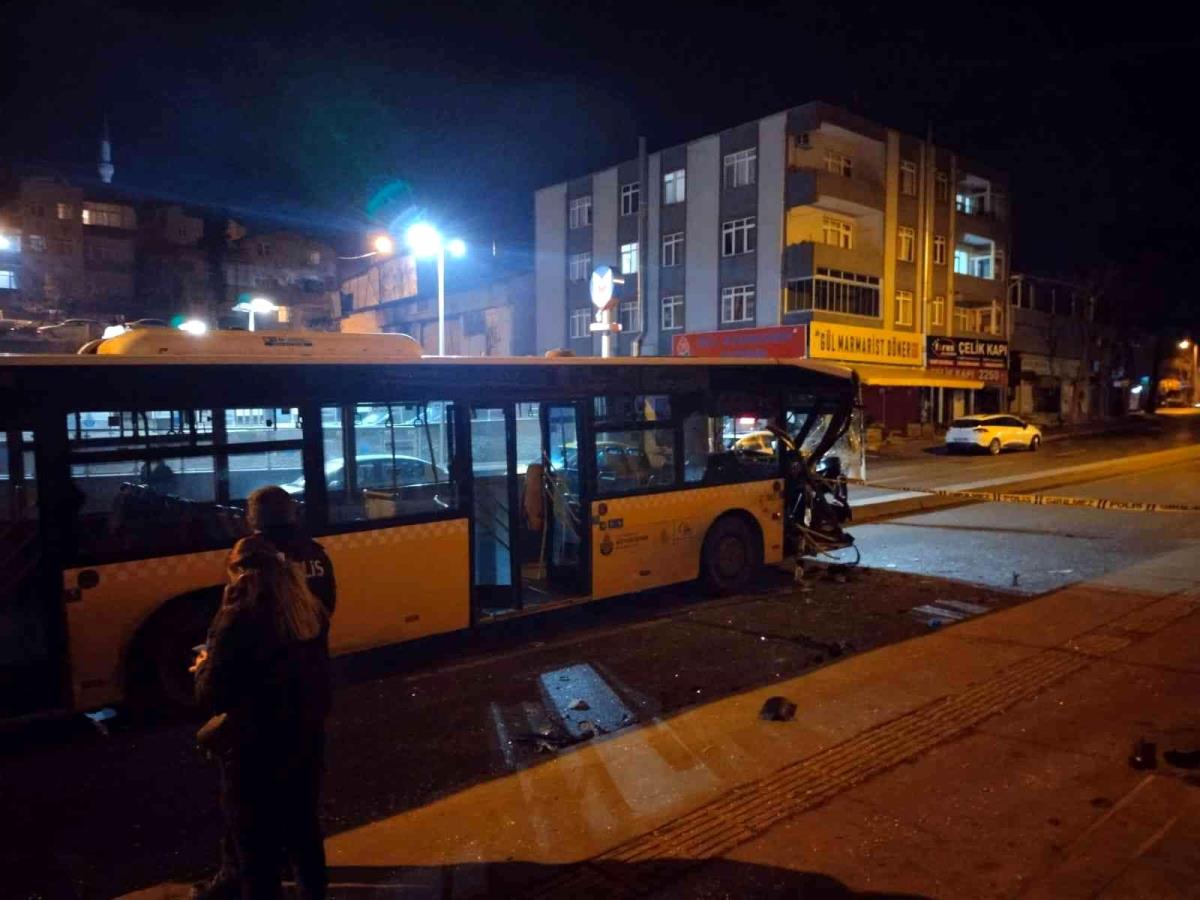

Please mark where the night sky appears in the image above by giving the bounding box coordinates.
[3,0,1197,328]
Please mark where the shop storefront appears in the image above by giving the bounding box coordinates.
[671,322,1003,435]
[925,336,1009,424]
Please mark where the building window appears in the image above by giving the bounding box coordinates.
[569,195,593,229]
[933,235,947,265]
[895,290,914,326]
[569,252,592,282]
[618,299,641,333]
[82,202,134,229]
[723,148,757,188]
[930,295,945,326]
[897,226,915,262]
[993,249,1005,281]
[621,242,639,274]
[935,171,949,202]
[721,284,755,323]
[900,161,917,196]
[954,249,969,275]
[973,255,992,279]
[0,270,16,290]
[661,295,684,330]
[256,241,271,258]
[787,133,811,167]
[308,251,321,265]
[662,232,684,267]
[663,169,686,205]
[822,216,853,249]
[56,203,74,221]
[721,216,756,256]
[784,268,880,318]
[29,235,46,252]
[570,308,591,339]
[621,182,640,216]
[824,150,852,177]
[28,203,46,218]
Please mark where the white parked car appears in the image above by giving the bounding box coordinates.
[945,415,1042,455]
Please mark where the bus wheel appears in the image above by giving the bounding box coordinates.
[134,592,219,715]
[701,515,761,595]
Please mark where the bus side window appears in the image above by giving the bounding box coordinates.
[326,401,459,524]
[683,400,779,487]
[65,406,313,562]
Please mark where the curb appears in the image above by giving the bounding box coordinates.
[851,442,1200,524]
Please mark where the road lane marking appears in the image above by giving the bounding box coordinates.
[850,479,1200,513]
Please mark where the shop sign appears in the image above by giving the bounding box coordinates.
[672,326,806,358]
[927,336,1009,386]
[926,336,1008,370]
[808,322,923,365]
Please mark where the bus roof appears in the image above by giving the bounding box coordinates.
[0,328,856,380]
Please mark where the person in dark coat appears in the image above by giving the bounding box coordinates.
[193,535,331,900]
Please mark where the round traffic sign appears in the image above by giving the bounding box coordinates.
[590,265,615,310]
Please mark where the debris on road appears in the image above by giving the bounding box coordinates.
[760,696,797,722]
[1129,738,1158,770]
[84,708,117,737]
[1164,748,1200,769]
[567,698,590,711]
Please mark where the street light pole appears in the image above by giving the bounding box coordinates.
[1179,339,1198,406]
[406,224,464,358]
[1192,342,1199,406]
[437,245,446,357]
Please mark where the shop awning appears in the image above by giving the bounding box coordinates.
[852,364,986,390]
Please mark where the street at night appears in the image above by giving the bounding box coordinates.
[5,2,1200,897]
[1,422,1197,898]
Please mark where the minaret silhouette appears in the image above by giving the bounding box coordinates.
[98,118,114,184]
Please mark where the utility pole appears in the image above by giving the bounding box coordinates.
[631,135,647,357]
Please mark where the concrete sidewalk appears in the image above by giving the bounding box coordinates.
[124,530,1200,898]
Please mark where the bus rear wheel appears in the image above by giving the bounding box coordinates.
[701,515,761,595]
[132,592,219,715]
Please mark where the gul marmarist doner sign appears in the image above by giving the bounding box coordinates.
[808,322,923,366]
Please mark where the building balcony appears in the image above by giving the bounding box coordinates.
[783,241,883,281]
[786,167,883,211]
[954,273,1005,306]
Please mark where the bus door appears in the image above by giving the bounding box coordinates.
[0,419,62,716]
[536,403,587,596]
[470,401,590,618]
[469,405,518,616]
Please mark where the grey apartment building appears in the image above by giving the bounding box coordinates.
[534,101,1011,430]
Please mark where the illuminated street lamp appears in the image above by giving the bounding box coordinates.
[339,233,395,261]
[232,296,278,332]
[1180,339,1199,406]
[405,223,466,356]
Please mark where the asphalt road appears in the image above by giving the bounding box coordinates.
[3,430,1198,899]
[853,416,1200,501]
[851,459,1200,596]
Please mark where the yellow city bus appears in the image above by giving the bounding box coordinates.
[0,329,858,717]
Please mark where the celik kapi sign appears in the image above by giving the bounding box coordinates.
[926,336,1008,370]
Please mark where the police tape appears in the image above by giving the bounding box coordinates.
[848,480,1200,513]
